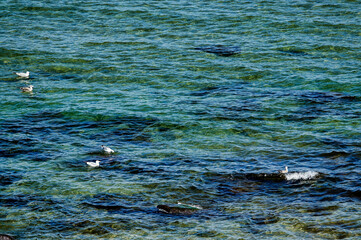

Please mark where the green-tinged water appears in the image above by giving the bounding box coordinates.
[0,0,360,239]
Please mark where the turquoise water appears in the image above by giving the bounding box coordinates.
[1,0,361,239]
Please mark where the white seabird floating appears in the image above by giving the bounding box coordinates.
[20,85,34,92]
[278,166,288,174]
[15,71,30,78]
[101,145,114,154]
[86,160,100,167]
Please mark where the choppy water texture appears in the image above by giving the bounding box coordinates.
[1,0,361,239]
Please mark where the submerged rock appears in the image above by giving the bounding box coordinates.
[157,204,201,215]
[195,45,241,57]
[233,171,322,182]
[239,173,287,182]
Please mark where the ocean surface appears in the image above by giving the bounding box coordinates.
[0,0,360,239]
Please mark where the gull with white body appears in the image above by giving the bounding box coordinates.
[278,166,288,174]
[86,160,100,167]
[101,145,114,154]
[15,71,30,78]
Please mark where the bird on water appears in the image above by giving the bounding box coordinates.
[15,71,30,78]
[86,160,100,167]
[101,145,114,154]
[20,85,33,92]
[278,166,288,174]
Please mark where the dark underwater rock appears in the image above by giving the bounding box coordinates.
[236,173,287,182]
[232,171,322,182]
[157,204,201,215]
[195,45,241,56]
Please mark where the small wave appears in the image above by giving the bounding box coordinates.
[285,171,319,181]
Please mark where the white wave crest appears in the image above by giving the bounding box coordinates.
[285,171,319,181]
[177,202,203,210]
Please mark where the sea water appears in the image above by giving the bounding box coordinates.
[0,0,360,239]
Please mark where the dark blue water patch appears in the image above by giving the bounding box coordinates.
[0,194,34,207]
[251,213,280,225]
[28,219,110,237]
[0,147,56,161]
[44,219,95,233]
[87,120,182,143]
[0,148,32,158]
[186,87,359,124]
[0,171,22,186]
[282,176,361,202]
[18,5,76,13]
[343,189,361,200]
[83,193,145,212]
[0,135,41,158]
[189,86,224,97]
[313,44,355,54]
[317,138,361,160]
[58,74,83,81]
[238,90,357,122]
[303,204,340,215]
[122,165,166,175]
[82,41,150,47]
[194,45,241,57]
[319,150,351,159]
[2,111,166,145]
[0,128,58,159]
[295,90,359,103]
[209,170,339,204]
[0,47,36,58]
[285,105,329,122]
[47,211,163,236]
[74,152,191,177]
[278,48,309,56]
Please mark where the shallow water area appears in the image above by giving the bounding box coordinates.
[1,0,361,239]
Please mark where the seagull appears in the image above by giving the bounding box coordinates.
[86,160,100,167]
[278,166,288,174]
[20,85,33,92]
[101,145,114,154]
[15,71,30,78]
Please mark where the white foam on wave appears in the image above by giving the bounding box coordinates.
[285,171,319,181]
[177,202,203,210]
